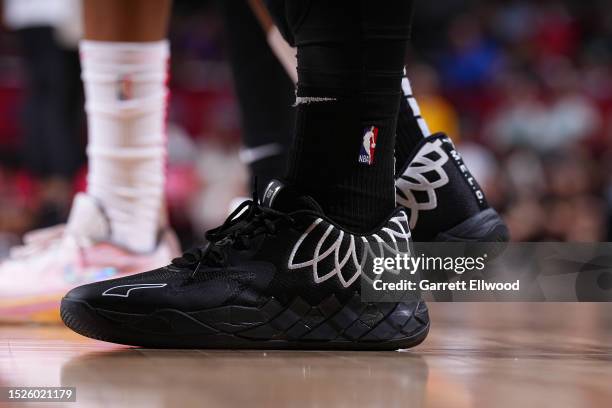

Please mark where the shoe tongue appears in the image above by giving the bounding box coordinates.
[66,193,110,242]
[261,180,324,214]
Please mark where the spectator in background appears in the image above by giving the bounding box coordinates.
[486,70,545,151]
[438,14,502,93]
[486,62,600,153]
[542,59,601,149]
[2,0,84,227]
[408,63,460,142]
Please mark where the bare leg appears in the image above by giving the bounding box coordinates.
[84,0,171,42]
[247,0,297,82]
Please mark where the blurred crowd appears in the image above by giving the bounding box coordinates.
[409,0,612,241]
[0,0,611,250]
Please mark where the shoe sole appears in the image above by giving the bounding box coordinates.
[60,296,429,351]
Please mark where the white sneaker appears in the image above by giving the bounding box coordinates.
[0,193,181,323]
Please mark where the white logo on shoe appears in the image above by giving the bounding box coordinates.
[395,139,450,229]
[102,283,167,297]
[288,213,412,288]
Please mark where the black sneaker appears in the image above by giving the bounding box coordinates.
[395,133,509,243]
[61,181,429,350]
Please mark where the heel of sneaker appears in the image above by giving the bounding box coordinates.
[434,208,509,243]
[434,208,509,260]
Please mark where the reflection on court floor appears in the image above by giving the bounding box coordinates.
[1,303,611,407]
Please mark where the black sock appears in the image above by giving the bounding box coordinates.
[284,0,413,232]
[395,71,432,176]
[221,0,295,194]
[265,0,433,189]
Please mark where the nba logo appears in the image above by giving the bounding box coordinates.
[117,74,133,100]
[358,126,378,165]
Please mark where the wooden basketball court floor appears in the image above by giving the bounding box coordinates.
[1,303,611,408]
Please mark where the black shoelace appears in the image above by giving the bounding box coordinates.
[171,189,295,276]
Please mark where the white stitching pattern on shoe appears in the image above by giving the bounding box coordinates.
[288,213,412,288]
[395,139,450,229]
